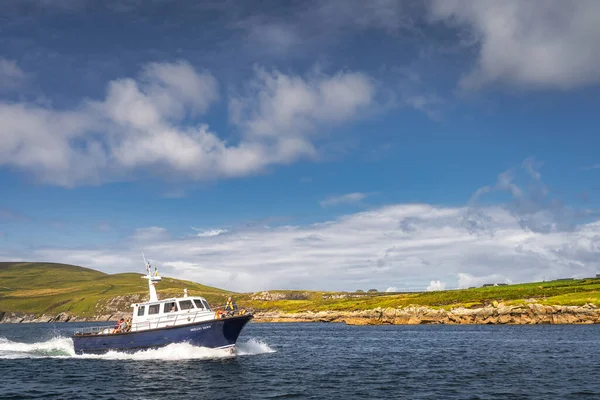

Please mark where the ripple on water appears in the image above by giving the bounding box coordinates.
[1,323,600,399]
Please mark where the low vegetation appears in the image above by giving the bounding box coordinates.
[1,262,599,318]
[235,279,600,313]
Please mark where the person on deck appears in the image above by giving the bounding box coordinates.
[224,297,238,316]
[113,318,125,333]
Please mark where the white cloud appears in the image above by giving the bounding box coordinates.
[0,103,99,186]
[426,280,447,291]
[0,58,28,91]
[320,192,369,207]
[429,0,600,89]
[230,67,375,141]
[385,286,397,292]
[14,203,600,292]
[0,61,377,186]
[468,157,585,234]
[192,228,229,237]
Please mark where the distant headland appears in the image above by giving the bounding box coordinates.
[1,262,600,325]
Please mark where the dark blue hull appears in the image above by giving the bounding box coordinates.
[72,315,253,355]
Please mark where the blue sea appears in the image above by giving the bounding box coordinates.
[1,322,600,399]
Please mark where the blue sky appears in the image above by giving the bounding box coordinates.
[1,0,600,292]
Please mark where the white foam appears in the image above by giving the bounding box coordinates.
[0,336,75,358]
[236,338,277,356]
[79,342,235,360]
[0,336,275,360]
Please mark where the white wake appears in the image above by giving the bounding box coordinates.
[0,337,275,360]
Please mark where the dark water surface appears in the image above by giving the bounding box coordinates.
[1,322,600,399]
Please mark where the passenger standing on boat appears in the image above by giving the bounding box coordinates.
[225,297,237,316]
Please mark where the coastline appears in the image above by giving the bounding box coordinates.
[252,303,600,325]
[2,303,600,325]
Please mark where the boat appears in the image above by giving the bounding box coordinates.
[72,258,253,355]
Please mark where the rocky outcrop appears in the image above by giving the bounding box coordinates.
[321,293,369,300]
[252,303,600,325]
[0,311,128,323]
[95,294,145,315]
[0,293,141,324]
[250,291,310,301]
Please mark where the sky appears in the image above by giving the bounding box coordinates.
[1,0,600,293]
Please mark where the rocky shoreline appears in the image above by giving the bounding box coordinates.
[0,311,129,324]
[2,303,600,325]
[253,303,600,325]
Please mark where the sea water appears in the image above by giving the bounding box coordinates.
[1,322,600,399]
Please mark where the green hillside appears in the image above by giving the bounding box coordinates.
[0,262,231,317]
[235,278,600,312]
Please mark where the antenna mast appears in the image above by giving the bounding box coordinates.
[141,253,161,302]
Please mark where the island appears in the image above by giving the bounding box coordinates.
[1,262,599,325]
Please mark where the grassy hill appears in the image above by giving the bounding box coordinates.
[0,262,231,317]
[235,278,600,313]
[2,262,600,318]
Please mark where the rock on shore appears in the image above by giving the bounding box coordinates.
[0,311,129,324]
[2,303,599,325]
[252,303,600,325]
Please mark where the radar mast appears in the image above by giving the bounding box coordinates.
[142,252,161,302]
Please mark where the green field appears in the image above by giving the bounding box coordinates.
[1,262,600,317]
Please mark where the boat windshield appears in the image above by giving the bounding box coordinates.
[178,300,194,310]
[193,299,204,310]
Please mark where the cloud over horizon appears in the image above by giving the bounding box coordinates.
[3,157,592,293]
[9,202,598,293]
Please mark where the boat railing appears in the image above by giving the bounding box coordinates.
[74,325,117,336]
[74,308,221,336]
[212,304,250,314]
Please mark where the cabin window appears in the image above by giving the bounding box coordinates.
[193,299,204,310]
[148,304,160,315]
[178,300,194,310]
[202,300,211,311]
[163,302,178,313]
[137,306,145,316]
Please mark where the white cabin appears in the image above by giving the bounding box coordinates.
[129,261,218,331]
[130,294,215,331]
